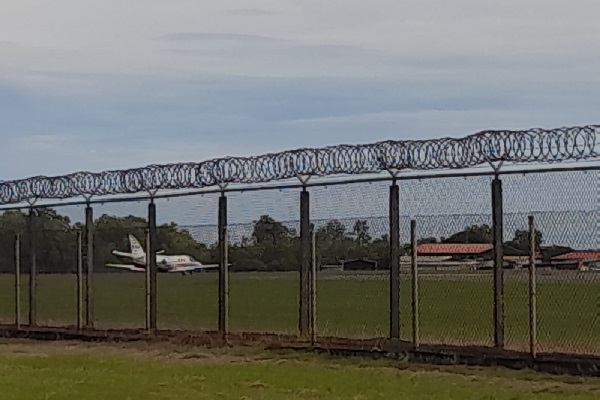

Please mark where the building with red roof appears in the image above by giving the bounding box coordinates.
[552,251,600,261]
[415,243,543,268]
[551,250,600,271]
[416,243,493,256]
[416,243,493,265]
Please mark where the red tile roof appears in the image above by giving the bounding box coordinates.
[552,251,600,260]
[417,243,493,255]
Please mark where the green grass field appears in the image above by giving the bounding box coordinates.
[0,340,598,399]
[0,271,597,355]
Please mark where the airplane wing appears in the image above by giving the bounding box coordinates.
[105,263,146,272]
[168,264,220,273]
[199,264,220,268]
[112,250,133,258]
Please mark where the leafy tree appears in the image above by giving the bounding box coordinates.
[251,215,294,246]
[418,237,437,244]
[229,243,267,271]
[317,220,346,242]
[0,211,28,272]
[0,208,548,275]
[0,209,78,273]
[352,220,371,246]
[315,220,349,265]
[506,228,543,252]
[443,224,492,243]
[366,234,391,269]
[0,209,216,274]
[229,215,300,272]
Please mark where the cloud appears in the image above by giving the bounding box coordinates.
[160,32,281,44]
[1,70,596,179]
[16,134,70,150]
[0,0,598,181]
[224,8,279,16]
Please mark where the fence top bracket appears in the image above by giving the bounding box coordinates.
[147,189,159,200]
[296,174,311,186]
[386,168,400,178]
[488,161,504,175]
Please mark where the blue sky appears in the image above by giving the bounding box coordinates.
[1,1,599,181]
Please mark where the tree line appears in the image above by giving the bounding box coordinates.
[232,216,545,271]
[0,210,211,273]
[0,209,551,273]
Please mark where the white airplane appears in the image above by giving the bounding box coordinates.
[106,234,220,275]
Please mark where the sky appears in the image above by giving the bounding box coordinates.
[1,1,600,181]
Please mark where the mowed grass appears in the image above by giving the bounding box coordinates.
[0,271,597,354]
[0,340,598,400]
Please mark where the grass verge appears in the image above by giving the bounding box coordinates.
[0,339,598,399]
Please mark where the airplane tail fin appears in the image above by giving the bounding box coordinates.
[129,234,146,260]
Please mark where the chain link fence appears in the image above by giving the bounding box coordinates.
[91,201,148,329]
[221,188,301,334]
[311,182,391,339]
[0,167,598,357]
[404,176,494,347]
[0,209,22,325]
[502,171,599,355]
[34,204,80,327]
[155,195,219,331]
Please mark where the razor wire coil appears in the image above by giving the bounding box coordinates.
[0,125,598,205]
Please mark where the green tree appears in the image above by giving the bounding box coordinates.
[0,211,28,272]
[366,234,391,269]
[317,220,346,242]
[0,209,79,273]
[418,237,437,244]
[251,215,294,246]
[506,228,543,252]
[94,214,147,271]
[443,224,492,243]
[352,220,371,246]
[228,215,300,272]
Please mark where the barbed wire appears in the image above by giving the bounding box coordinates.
[0,125,598,205]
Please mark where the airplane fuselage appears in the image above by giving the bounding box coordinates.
[124,254,204,272]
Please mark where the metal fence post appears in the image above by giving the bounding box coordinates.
[28,208,37,327]
[492,176,505,348]
[15,234,21,329]
[309,228,317,344]
[528,215,537,359]
[76,229,83,330]
[411,220,419,348]
[148,200,158,331]
[145,228,151,331]
[389,181,400,339]
[299,188,310,337]
[218,193,229,335]
[85,204,94,329]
